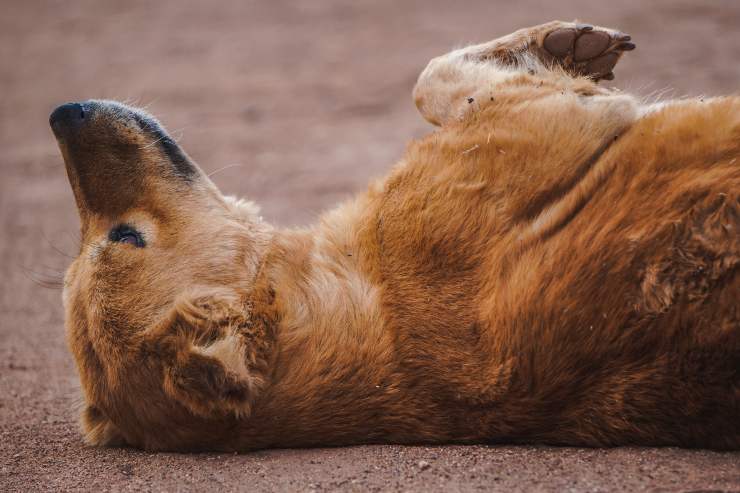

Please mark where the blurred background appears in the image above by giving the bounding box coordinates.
[1,1,739,490]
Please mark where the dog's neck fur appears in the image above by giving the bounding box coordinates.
[240,194,409,448]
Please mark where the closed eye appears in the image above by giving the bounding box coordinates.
[108,224,145,248]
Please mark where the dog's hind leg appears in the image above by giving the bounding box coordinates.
[413,21,636,126]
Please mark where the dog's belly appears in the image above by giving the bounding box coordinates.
[370,96,739,448]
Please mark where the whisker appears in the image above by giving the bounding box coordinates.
[42,230,76,259]
[170,128,186,143]
[138,126,187,150]
[138,97,160,111]
[207,163,245,178]
[65,231,82,247]
[19,264,65,290]
[139,133,169,150]
[121,96,143,108]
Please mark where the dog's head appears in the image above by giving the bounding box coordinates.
[50,101,272,449]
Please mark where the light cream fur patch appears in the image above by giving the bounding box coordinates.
[194,333,249,380]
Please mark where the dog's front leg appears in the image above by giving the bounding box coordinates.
[413,21,635,126]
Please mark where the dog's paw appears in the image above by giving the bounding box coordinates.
[541,23,635,81]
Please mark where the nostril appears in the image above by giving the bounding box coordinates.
[49,102,86,130]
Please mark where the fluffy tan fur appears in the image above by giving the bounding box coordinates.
[54,21,739,452]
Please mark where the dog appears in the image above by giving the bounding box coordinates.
[50,21,739,452]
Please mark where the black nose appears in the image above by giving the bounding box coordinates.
[49,102,86,132]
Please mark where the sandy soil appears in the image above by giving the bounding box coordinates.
[1,0,739,491]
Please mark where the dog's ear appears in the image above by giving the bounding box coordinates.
[162,333,259,418]
[81,405,126,447]
[149,289,273,418]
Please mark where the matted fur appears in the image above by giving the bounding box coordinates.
[53,21,739,452]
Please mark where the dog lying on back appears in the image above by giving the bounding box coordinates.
[50,21,739,451]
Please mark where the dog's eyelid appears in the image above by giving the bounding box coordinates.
[108,223,146,248]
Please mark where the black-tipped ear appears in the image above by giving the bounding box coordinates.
[81,405,126,447]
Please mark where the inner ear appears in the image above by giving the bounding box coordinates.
[81,405,126,447]
[162,348,255,418]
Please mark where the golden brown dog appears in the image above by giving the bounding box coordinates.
[50,21,739,452]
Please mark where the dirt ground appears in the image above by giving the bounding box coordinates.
[1,0,739,491]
